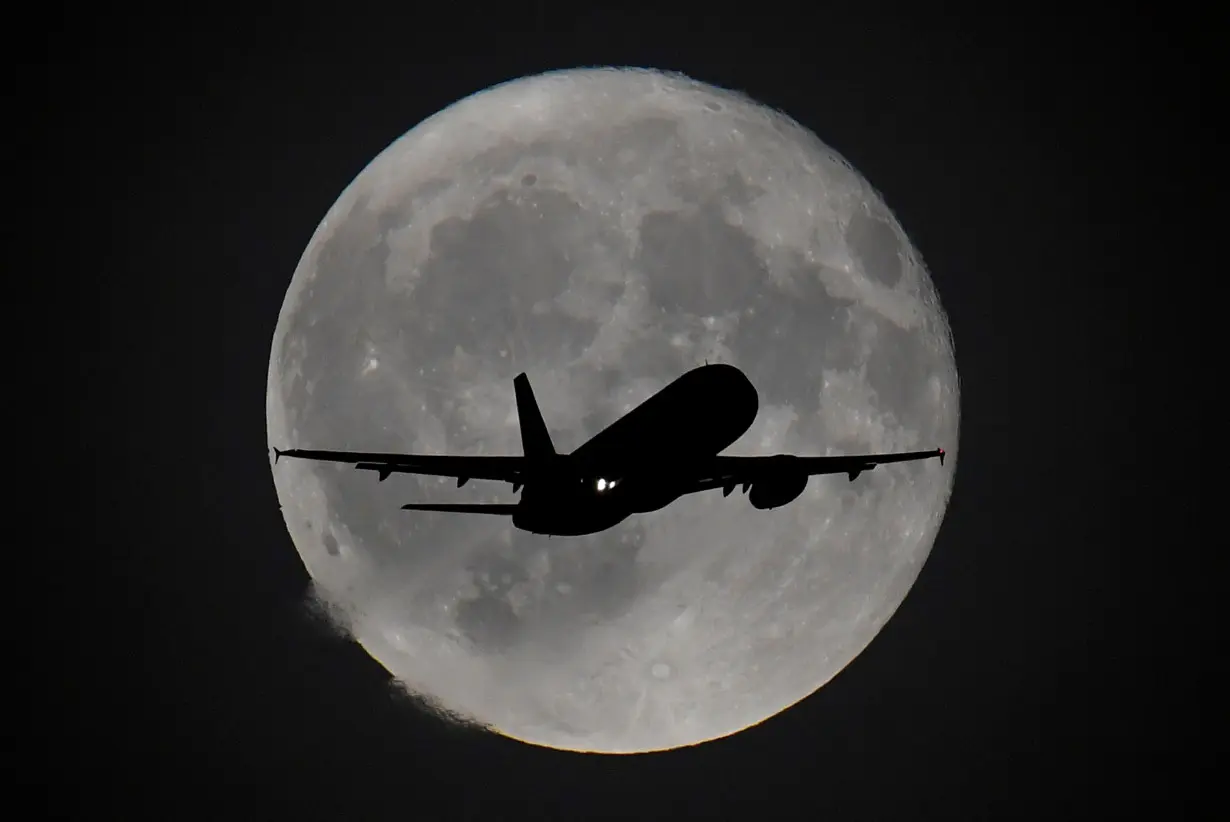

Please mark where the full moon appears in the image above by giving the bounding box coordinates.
[267,67,959,753]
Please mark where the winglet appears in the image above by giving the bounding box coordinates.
[938,447,945,466]
[273,447,284,464]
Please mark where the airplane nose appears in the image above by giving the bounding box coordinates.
[701,362,741,377]
[735,370,759,424]
[701,363,758,425]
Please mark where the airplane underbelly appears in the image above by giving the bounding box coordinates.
[514,494,627,536]
[625,486,681,514]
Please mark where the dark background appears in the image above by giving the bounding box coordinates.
[32,4,1204,819]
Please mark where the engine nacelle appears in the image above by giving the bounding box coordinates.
[748,460,808,510]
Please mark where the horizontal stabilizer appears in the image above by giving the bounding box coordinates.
[400,503,518,516]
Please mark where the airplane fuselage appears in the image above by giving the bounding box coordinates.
[513,364,759,536]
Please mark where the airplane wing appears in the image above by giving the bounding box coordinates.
[695,447,945,489]
[273,448,524,485]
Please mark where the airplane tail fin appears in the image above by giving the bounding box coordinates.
[513,372,556,459]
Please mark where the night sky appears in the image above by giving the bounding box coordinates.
[39,6,1202,818]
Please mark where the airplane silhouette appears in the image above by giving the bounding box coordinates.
[274,363,944,537]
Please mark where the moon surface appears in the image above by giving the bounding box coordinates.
[267,67,959,753]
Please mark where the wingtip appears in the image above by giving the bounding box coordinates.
[938,447,945,466]
[273,447,283,464]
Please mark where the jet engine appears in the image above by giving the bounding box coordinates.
[747,459,808,510]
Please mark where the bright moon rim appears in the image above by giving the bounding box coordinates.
[267,68,959,753]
